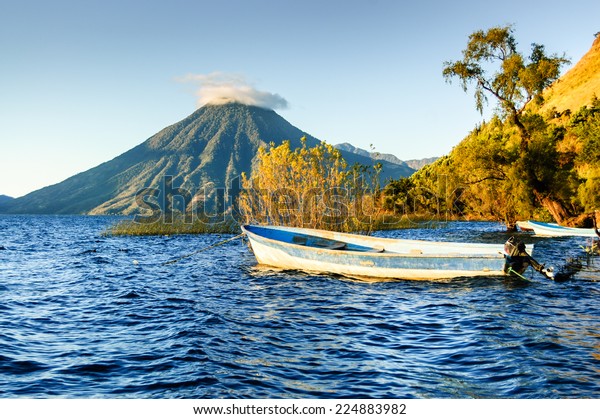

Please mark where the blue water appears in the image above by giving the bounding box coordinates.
[1,215,599,398]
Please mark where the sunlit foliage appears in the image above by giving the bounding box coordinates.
[382,99,600,228]
[238,138,382,232]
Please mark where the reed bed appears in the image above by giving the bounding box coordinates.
[104,212,449,237]
[104,217,239,236]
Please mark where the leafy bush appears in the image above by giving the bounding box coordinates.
[238,138,382,232]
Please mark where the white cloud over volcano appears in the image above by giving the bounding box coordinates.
[178,72,288,110]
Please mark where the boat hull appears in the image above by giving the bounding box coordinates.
[242,225,513,281]
[524,221,598,237]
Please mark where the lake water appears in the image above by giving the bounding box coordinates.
[1,215,599,398]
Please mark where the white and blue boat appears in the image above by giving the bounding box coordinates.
[519,221,599,238]
[242,225,528,281]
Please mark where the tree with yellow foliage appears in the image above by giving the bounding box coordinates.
[238,138,380,232]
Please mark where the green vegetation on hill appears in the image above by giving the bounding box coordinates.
[1,103,413,215]
[0,195,14,204]
[383,27,600,229]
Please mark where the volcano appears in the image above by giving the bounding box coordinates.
[1,103,414,214]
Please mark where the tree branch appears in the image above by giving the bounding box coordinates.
[463,175,506,185]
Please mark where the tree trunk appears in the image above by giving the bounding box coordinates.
[512,113,530,153]
[564,213,594,228]
[533,190,572,225]
[505,220,518,232]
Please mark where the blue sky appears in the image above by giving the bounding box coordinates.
[1,0,599,197]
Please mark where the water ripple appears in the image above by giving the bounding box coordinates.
[1,215,599,398]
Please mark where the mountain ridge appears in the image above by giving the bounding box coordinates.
[0,195,14,205]
[334,143,437,170]
[1,103,414,215]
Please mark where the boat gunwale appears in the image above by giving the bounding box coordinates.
[242,225,506,260]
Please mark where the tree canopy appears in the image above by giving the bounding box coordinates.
[441,25,576,226]
[382,26,598,229]
[443,25,569,129]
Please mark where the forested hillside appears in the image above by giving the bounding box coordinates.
[383,29,600,229]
